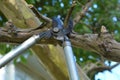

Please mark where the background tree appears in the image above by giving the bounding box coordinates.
[0,0,120,80]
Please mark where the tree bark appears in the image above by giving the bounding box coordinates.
[0,0,41,28]
[1,26,120,62]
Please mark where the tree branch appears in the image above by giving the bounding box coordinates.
[29,5,52,23]
[1,25,120,63]
[64,0,76,28]
[70,32,120,62]
[0,0,42,28]
[86,62,119,78]
[73,0,93,26]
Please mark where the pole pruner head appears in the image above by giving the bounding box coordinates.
[51,17,73,41]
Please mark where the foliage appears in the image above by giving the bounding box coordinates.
[0,0,120,80]
[0,43,13,55]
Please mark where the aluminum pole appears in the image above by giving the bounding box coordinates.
[63,38,80,80]
[0,35,40,68]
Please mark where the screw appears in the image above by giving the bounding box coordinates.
[53,27,60,33]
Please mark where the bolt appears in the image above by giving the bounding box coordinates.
[53,27,60,33]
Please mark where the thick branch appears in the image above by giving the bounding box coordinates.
[1,27,120,62]
[70,33,120,62]
[0,0,41,28]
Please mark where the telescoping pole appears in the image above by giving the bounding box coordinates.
[0,32,46,68]
[63,37,80,80]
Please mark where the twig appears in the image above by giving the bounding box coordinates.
[28,5,52,23]
[73,0,93,26]
[84,62,119,78]
[87,63,120,76]
[110,63,120,69]
[64,0,76,28]
[75,0,84,6]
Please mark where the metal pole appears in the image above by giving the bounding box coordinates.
[63,37,80,80]
[0,35,40,68]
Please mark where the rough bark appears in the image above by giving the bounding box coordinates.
[1,26,120,62]
[0,0,41,28]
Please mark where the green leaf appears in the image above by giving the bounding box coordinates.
[0,43,13,55]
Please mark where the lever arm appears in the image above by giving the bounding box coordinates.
[63,37,80,80]
[0,31,48,68]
